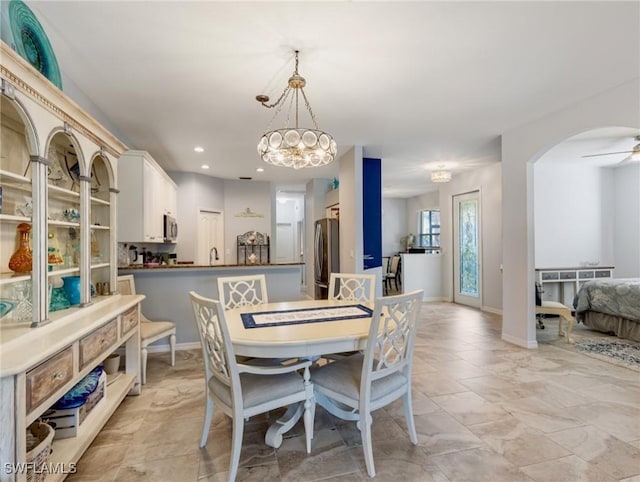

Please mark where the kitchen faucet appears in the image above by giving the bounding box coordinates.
[210,246,219,265]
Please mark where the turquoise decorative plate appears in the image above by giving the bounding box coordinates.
[5,0,63,90]
[52,365,104,409]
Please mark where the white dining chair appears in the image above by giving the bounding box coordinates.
[328,273,376,303]
[217,274,268,310]
[311,289,424,477]
[189,291,314,482]
[117,275,176,385]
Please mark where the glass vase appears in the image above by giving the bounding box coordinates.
[8,223,33,273]
[12,281,32,322]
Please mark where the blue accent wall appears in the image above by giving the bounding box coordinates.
[363,157,382,269]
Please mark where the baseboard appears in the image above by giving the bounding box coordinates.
[482,306,503,315]
[502,333,538,349]
[145,342,201,353]
[423,296,447,302]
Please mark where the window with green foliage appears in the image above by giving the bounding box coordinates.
[418,210,440,248]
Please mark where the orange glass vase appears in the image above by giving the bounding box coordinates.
[8,223,33,273]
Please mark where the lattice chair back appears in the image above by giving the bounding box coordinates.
[361,290,423,400]
[328,273,376,303]
[217,274,269,310]
[189,291,238,398]
[117,274,135,296]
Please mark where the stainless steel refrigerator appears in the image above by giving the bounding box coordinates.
[314,218,339,299]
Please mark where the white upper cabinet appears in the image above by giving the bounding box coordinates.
[118,150,177,243]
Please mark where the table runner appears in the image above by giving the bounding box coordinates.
[240,304,373,329]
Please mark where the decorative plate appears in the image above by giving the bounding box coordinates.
[5,0,63,90]
[52,365,104,409]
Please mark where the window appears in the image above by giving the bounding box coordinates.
[418,209,440,248]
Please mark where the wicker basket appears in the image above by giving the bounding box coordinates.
[26,421,54,482]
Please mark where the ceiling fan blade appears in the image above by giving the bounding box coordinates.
[581,150,633,158]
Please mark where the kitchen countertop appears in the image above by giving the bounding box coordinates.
[119,262,304,270]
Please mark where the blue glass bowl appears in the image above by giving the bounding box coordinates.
[52,365,104,409]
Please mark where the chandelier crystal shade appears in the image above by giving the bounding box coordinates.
[431,170,452,183]
[256,50,336,169]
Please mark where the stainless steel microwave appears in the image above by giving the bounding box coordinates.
[163,214,178,242]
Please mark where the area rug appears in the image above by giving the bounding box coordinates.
[571,337,640,371]
[539,320,640,372]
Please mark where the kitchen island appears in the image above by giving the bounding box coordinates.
[118,263,305,350]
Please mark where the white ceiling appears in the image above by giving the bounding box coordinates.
[28,1,640,197]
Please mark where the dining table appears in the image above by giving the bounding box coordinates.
[224,298,375,448]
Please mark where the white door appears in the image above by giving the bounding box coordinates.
[276,223,295,262]
[197,210,224,265]
[453,191,482,308]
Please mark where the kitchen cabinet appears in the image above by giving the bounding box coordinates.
[117,150,178,243]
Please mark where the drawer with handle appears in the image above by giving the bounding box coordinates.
[80,319,118,369]
[121,305,139,336]
[26,347,74,413]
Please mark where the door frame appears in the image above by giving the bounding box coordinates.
[452,189,482,308]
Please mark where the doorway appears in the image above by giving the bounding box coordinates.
[453,191,482,308]
[197,209,224,265]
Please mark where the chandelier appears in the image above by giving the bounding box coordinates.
[256,50,336,169]
[431,169,452,183]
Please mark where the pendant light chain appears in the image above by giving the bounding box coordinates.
[256,49,337,169]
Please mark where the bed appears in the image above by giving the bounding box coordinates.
[573,278,640,341]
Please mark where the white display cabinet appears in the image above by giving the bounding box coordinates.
[1,41,141,481]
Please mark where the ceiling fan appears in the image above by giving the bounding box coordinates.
[581,134,640,163]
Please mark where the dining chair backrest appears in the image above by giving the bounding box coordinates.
[361,289,423,403]
[387,255,400,275]
[328,273,376,303]
[190,291,237,395]
[217,274,268,310]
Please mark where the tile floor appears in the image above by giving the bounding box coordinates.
[67,302,640,481]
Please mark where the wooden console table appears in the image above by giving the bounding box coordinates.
[0,295,143,481]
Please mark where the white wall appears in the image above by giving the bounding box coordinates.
[502,78,640,348]
[168,172,272,264]
[406,191,439,236]
[223,180,272,264]
[169,172,224,263]
[614,163,640,277]
[382,198,407,256]
[534,164,614,267]
[439,163,503,313]
[338,146,364,273]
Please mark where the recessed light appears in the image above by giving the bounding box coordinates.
[256,167,264,172]
[201,164,210,169]
[194,146,204,153]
